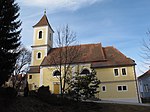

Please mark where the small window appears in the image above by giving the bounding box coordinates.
[102,85,106,92]
[39,31,42,39]
[80,69,90,75]
[144,84,149,92]
[53,70,61,76]
[122,68,127,76]
[117,85,127,91]
[114,68,119,76]
[123,86,127,90]
[29,75,32,79]
[37,52,41,59]
[118,86,122,91]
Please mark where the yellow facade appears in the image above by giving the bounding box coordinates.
[95,66,135,82]
[98,81,137,99]
[34,27,47,46]
[28,73,40,90]
[29,64,139,102]
[94,66,139,102]
[32,49,46,66]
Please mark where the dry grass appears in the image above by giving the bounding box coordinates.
[0,96,150,112]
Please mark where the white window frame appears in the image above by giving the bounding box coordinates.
[101,85,106,92]
[52,70,61,77]
[117,85,128,92]
[121,67,127,76]
[80,68,90,76]
[36,52,42,60]
[38,30,43,40]
[113,68,119,77]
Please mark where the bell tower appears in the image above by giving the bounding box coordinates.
[31,12,54,66]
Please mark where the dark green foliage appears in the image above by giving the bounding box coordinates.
[0,0,21,86]
[69,69,100,101]
[36,86,76,106]
[37,85,51,96]
[37,86,61,105]
[0,87,17,98]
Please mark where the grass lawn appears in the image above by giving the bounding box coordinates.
[0,96,150,112]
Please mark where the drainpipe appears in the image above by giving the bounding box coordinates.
[133,65,141,103]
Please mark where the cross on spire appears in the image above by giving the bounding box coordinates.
[44,9,46,15]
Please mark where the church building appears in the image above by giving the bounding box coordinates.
[28,13,140,103]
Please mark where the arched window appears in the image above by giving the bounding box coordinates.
[39,31,42,39]
[53,70,61,76]
[37,52,41,59]
[80,69,90,75]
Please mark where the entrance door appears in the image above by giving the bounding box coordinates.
[53,83,60,94]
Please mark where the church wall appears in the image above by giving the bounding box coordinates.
[28,73,40,90]
[40,64,91,93]
[94,66,139,102]
[96,81,139,102]
[95,66,135,82]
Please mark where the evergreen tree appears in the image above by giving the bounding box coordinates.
[69,69,100,101]
[0,0,21,86]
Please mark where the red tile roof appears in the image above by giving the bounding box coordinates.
[91,46,136,68]
[40,43,136,67]
[28,66,40,73]
[33,14,54,32]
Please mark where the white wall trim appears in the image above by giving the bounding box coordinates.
[31,51,34,65]
[121,67,128,76]
[113,68,120,77]
[46,26,48,45]
[39,68,43,87]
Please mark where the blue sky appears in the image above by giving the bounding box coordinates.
[16,0,150,76]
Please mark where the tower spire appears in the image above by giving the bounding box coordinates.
[44,9,46,15]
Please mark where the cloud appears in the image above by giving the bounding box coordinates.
[19,0,103,11]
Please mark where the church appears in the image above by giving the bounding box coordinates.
[28,12,140,103]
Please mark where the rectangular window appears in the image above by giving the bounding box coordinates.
[114,68,119,76]
[117,85,127,91]
[118,86,122,91]
[122,68,127,76]
[102,85,106,92]
[144,84,149,92]
[123,86,127,90]
[29,75,32,79]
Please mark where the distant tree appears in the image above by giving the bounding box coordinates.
[14,46,31,75]
[69,69,100,101]
[0,0,21,86]
[11,46,31,89]
[141,31,150,67]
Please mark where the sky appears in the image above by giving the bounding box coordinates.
[16,0,150,76]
